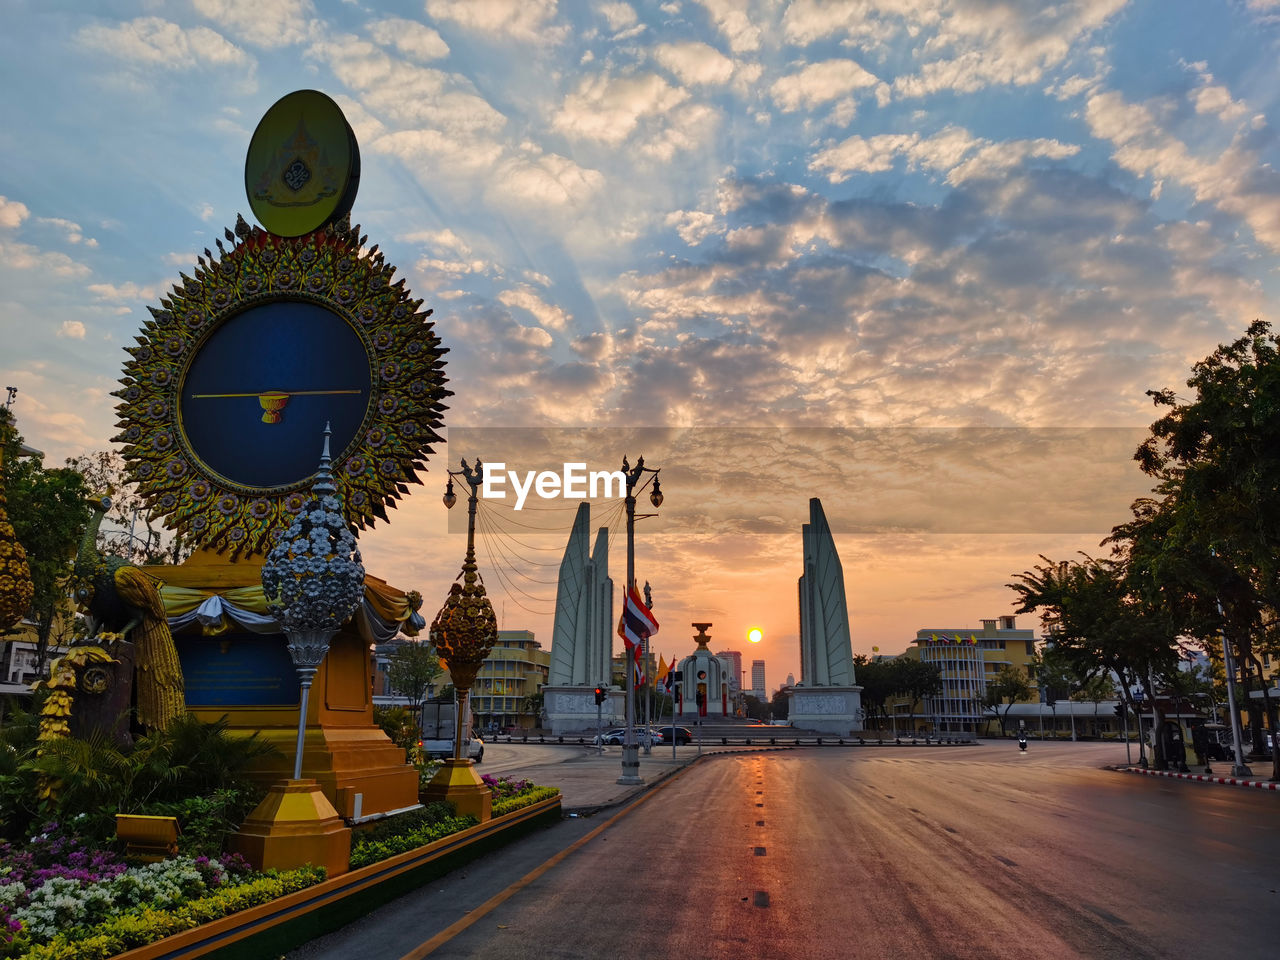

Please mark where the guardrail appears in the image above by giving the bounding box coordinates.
[486,734,978,747]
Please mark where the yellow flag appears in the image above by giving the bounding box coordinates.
[655,654,668,689]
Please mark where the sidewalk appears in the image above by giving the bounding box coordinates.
[503,743,783,814]
[1116,764,1280,792]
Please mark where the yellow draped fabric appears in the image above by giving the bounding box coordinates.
[159,576,423,638]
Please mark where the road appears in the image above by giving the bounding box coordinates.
[293,743,1280,960]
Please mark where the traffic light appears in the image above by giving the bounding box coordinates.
[1114,703,1125,719]
[594,686,607,705]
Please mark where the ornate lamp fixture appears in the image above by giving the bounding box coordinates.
[424,459,497,820]
[261,423,366,780]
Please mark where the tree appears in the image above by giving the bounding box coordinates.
[853,656,894,731]
[983,666,1032,737]
[64,450,188,565]
[386,640,442,711]
[1075,673,1117,737]
[770,688,790,721]
[743,695,769,722]
[1,408,89,676]
[519,690,545,730]
[1133,319,1280,780]
[1035,647,1078,738]
[890,658,942,731]
[1009,552,1182,767]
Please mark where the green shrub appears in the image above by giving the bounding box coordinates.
[349,805,477,869]
[7,867,323,960]
[1,715,277,846]
[491,786,560,817]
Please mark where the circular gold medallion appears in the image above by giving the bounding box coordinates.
[245,90,360,237]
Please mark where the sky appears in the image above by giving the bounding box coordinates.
[3,0,1280,692]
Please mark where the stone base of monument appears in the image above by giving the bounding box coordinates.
[421,758,492,822]
[227,779,351,877]
[787,685,864,735]
[245,723,421,822]
[543,685,624,736]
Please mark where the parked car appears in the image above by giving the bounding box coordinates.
[593,728,665,745]
[656,725,694,745]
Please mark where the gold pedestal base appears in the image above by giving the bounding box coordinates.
[421,759,492,822]
[227,779,351,877]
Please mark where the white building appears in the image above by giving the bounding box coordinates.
[751,659,766,701]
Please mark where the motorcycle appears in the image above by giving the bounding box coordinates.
[1017,734,1028,752]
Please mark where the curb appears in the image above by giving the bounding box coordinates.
[1117,765,1280,791]
[561,756,701,816]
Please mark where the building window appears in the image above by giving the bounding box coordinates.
[1025,640,1034,656]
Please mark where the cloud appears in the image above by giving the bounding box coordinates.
[312,37,504,133]
[598,2,638,32]
[425,0,566,43]
[0,197,30,230]
[553,72,690,146]
[488,150,607,208]
[695,0,761,54]
[1085,87,1280,251]
[666,209,723,245]
[368,17,450,61]
[498,285,571,331]
[88,281,156,302]
[400,228,473,255]
[810,126,1079,185]
[604,168,1268,431]
[770,58,881,112]
[0,241,91,278]
[35,218,98,247]
[77,17,249,69]
[780,0,1125,97]
[653,41,735,87]
[190,0,317,48]
[1185,63,1249,122]
[57,321,87,339]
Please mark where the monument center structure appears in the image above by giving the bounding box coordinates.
[544,502,618,734]
[791,498,864,734]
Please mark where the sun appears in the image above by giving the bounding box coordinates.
[748,627,763,644]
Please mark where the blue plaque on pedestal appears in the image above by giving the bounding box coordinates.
[177,633,299,707]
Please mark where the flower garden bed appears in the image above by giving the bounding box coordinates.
[0,785,561,960]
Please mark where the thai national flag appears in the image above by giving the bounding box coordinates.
[617,585,659,685]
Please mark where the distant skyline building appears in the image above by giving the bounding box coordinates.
[751,659,766,700]
[785,672,795,688]
[716,649,743,693]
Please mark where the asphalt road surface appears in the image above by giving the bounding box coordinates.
[292,743,1280,960]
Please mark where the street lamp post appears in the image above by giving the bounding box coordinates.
[619,455,662,783]
[426,459,500,820]
[1134,685,1148,768]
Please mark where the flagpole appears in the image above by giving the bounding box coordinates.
[616,456,662,786]
[643,582,654,756]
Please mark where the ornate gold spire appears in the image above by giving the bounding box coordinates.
[0,428,34,633]
[429,543,497,694]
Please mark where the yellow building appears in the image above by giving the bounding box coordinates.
[452,629,550,734]
[889,615,1039,734]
